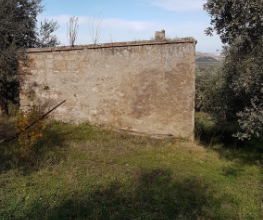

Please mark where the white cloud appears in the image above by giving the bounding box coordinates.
[37,15,223,53]
[152,0,205,12]
[39,15,160,32]
[104,18,159,32]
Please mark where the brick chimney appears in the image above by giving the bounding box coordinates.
[155,29,165,41]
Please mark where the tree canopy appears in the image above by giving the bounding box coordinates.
[0,0,60,115]
[202,0,263,139]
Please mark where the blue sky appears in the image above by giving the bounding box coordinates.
[39,0,227,53]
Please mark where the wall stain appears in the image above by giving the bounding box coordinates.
[19,41,196,139]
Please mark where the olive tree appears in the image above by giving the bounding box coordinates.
[202,0,263,139]
[0,0,60,115]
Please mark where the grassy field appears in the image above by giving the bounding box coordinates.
[0,113,262,220]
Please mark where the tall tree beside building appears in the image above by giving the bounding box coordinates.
[0,0,60,115]
[202,0,263,139]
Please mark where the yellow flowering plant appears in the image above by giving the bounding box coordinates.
[15,106,47,157]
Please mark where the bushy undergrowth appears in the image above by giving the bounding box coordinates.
[195,65,249,142]
[15,106,47,158]
[196,43,263,140]
[195,67,225,114]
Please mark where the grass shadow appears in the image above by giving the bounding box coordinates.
[9,167,240,220]
[195,112,263,166]
[0,120,95,176]
[0,116,16,142]
[214,139,263,167]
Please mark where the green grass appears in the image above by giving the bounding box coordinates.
[0,116,262,220]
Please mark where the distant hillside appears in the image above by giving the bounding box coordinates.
[196,51,225,61]
[196,56,220,62]
[195,55,223,71]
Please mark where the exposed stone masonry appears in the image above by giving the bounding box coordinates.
[18,38,197,140]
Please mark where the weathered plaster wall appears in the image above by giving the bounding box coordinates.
[19,39,197,139]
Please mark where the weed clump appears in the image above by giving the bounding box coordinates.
[15,106,47,158]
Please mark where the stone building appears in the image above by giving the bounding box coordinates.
[19,32,197,140]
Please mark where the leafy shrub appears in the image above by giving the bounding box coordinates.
[195,66,227,122]
[195,112,217,144]
[234,97,263,140]
[15,106,47,158]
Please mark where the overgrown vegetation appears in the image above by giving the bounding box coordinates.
[0,0,59,115]
[15,106,47,158]
[0,119,262,220]
[202,0,263,139]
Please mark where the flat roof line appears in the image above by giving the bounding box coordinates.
[26,39,197,53]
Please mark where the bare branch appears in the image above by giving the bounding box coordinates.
[67,16,79,47]
[88,11,106,45]
[109,34,117,43]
